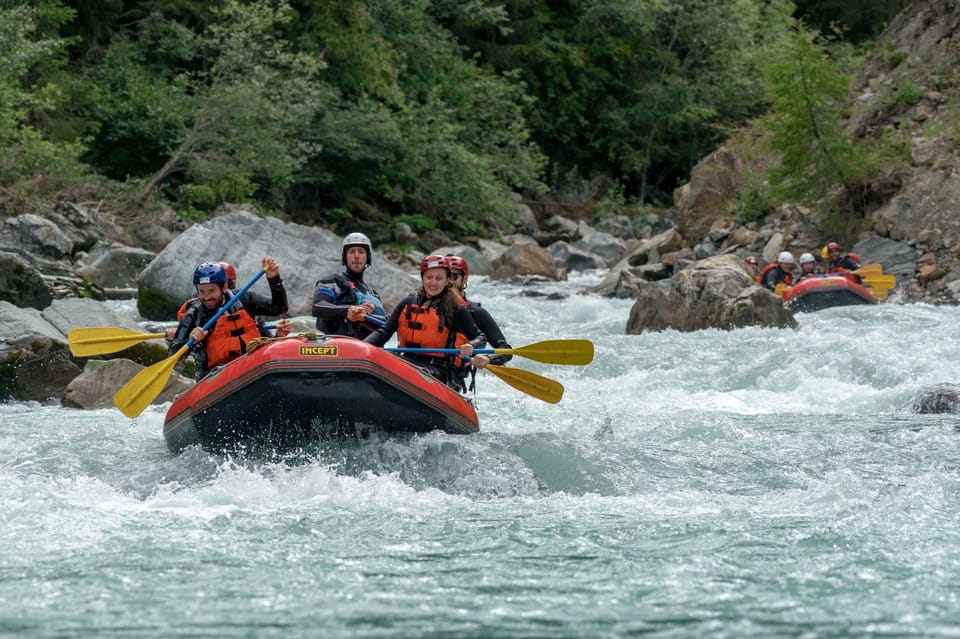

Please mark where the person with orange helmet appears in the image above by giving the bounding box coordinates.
[447,255,511,370]
[167,258,288,379]
[364,254,485,391]
[823,241,862,274]
[312,232,385,339]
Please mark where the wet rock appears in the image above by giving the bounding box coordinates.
[910,385,960,414]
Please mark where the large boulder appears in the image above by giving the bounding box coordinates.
[42,298,168,365]
[625,255,797,333]
[63,358,192,410]
[135,210,418,320]
[489,242,566,281]
[675,146,742,246]
[0,251,52,310]
[75,241,157,290]
[0,301,78,401]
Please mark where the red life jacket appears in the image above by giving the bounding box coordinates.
[204,300,261,368]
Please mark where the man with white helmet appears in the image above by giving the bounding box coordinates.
[760,251,797,291]
[312,232,385,339]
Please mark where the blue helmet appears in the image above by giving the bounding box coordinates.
[193,261,227,286]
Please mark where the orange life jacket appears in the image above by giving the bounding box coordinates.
[760,263,794,286]
[204,300,261,368]
[176,298,195,321]
[397,295,468,363]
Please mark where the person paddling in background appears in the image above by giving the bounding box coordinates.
[165,261,289,340]
[795,252,823,283]
[168,258,288,379]
[364,254,485,392]
[823,241,862,274]
[744,255,760,282]
[447,255,511,370]
[312,232,385,339]
[760,251,797,291]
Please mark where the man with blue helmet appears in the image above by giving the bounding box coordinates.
[168,257,288,378]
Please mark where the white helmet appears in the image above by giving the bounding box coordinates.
[777,251,795,264]
[341,232,373,266]
[799,252,816,264]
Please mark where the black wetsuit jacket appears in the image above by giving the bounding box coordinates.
[312,270,382,339]
[466,300,512,366]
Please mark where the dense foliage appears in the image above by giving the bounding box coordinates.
[0,0,907,235]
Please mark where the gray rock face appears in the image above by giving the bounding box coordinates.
[63,359,192,410]
[625,255,797,333]
[910,385,960,414]
[135,211,417,320]
[0,301,75,401]
[76,242,157,289]
[0,251,52,310]
[490,242,566,281]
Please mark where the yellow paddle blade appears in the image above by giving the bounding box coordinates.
[68,327,166,357]
[862,274,896,289]
[486,365,564,404]
[852,263,884,277]
[773,283,788,296]
[496,339,594,366]
[113,345,188,418]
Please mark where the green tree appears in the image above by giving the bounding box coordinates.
[0,2,87,209]
[288,0,544,231]
[125,0,329,211]
[759,23,876,208]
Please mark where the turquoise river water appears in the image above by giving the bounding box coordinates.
[2,272,960,637]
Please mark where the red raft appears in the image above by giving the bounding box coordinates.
[163,335,479,453]
[781,274,878,312]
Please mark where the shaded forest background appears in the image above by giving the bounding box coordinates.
[1,0,908,240]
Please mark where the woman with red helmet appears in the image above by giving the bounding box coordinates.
[447,254,512,369]
[364,254,485,391]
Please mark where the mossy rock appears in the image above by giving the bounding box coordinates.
[137,286,180,321]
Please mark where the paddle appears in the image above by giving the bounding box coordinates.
[861,274,895,301]
[70,322,283,357]
[386,339,594,366]
[483,363,563,404]
[113,266,268,418]
[363,313,567,401]
[69,327,166,357]
[852,263,884,278]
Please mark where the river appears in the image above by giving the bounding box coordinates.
[2,272,959,637]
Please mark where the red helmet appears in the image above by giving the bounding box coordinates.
[447,255,469,277]
[827,242,841,251]
[218,261,237,283]
[420,254,450,273]
[744,256,758,265]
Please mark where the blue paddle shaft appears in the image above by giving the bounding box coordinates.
[185,268,267,348]
[387,347,495,355]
